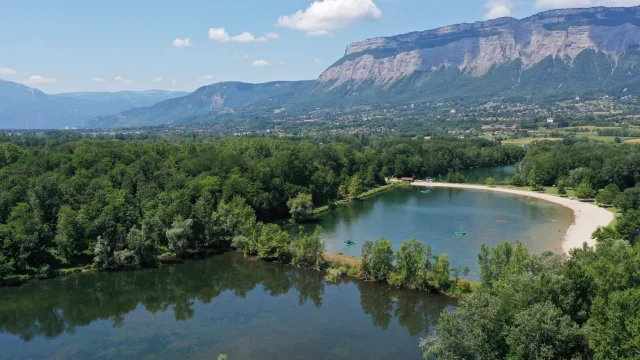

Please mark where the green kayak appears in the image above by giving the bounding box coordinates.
[455,231,468,236]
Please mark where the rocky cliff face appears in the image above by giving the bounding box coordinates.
[319,6,640,88]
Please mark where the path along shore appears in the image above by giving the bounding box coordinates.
[411,182,614,255]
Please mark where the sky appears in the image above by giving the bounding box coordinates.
[1,0,640,94]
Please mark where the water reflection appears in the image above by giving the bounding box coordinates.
[0,253,454,360]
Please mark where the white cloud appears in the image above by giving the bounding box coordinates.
[313,57,323,64]
[535,0,591,7]
[22,75,57,85]
[198,74,214,81]
[209,27,231,42]
[484,0,513,19]
[251,59,271,67]
[0,67,17,75]
[212,28,279,43]
[232,32,266,43]
[115,76,134,84]
[92,77,105,82]
[172,79,177,85]
[153,77,163,82]
[173,38,192,47]
[277,0,381,36]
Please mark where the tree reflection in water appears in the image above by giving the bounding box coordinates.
[0,253,455,357]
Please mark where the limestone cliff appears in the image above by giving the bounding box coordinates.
[319,6,640,88]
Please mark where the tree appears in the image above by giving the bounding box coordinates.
[54,206,86,261]
[574,179,595,200]
[166,219,193,257]
[126,226,156,266]
[614,187,640,212]
[393,238,425,287]
[595,184,620,205]
[557,181,567,196]
[485,177,495,186]
[93,235,119,270]
[589,289,640,359]
[431,254,452,291]
[506,302,586,360]
[615,209,640,245]
[511,173,525,187]
[291,226,325,269]
[287,193,314,223]
[348,174,365,199]
[363,238,395,282]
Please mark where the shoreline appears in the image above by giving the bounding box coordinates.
[411,182,614,255]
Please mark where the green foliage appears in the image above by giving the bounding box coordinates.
[363,238,395,282]
[485,177,495,186]
[506,302,586,360]
[595,183,620,205]
[126,227,157,266]
[393,238,426,287]
[614,187,640,212]
[291,226,325,270]
[166,219,193,258]
[589,288,640,359]
[249,222,291,261]
[615,209,640,245]
[287,193,314,223]
[0,136,522,281]
[478,241,532,286]
[510,173,525,187]
[557,181,567,195]
[424,238,640,360]
[574,179,596,199]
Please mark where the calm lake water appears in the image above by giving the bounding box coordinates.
[302,186,573,279]
[461,165,516,184]
[0,253,454,360]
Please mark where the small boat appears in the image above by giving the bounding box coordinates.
[420,189,432,194]
[344,239,356,246]
[455,231,468,236]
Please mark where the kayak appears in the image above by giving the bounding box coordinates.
[455,231,468,236]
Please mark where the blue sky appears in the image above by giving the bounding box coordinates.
[1,0,637,93]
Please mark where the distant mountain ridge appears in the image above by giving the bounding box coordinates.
[88,81,314,128]
[0,80,187,129]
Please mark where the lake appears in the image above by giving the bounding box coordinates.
[461,165,516,184]
[300,186,573,279]
[0,253,454,360]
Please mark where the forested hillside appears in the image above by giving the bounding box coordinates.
[0,134,522,282]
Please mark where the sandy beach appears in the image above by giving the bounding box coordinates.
[412,182,615,255]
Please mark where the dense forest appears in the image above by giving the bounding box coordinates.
[0,134,523,283]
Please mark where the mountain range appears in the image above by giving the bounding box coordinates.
[5,5,640,129]
[0,80,187,129]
